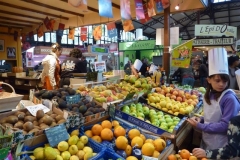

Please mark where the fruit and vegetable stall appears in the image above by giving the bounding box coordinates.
[0,76,206,160]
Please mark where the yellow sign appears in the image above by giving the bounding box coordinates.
[171,39,194,68]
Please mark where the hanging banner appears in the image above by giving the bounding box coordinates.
[140,2,151,23]
[98,0,113,18]
[122,19,134,32]
[68,0,88,11]
[120,0,131,20]
[37,24,44,38]
[161,0,170,9]
[44,16,50,30]
[171,39,194,68]
[57,23,65,37]
[93,25,102,41]
[21,33,26,43]
[80,27,87,41]
[155,0,164,12]
[134,0,145,20]
[147,0,156,17]
[49,19,55,31]
[68,27,75,40]
[107,22,117,38]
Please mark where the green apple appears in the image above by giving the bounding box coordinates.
[173,117,180,122]
[173,121,179,125]
[137,116,144,120]
[157,111,164,116]
[158,118,166,123]
[122,109,130,114]
[137,112,145,118]
[136,103,143,109]
[130,113,137,117]
[157,115,164,119]
[160,124,168,131]
[130,103,136,108]
[145,120,151,123]
[166,122,174,127]
[150,114,158,120]
[143,106,150,116]
[168,128,174,133]
[165,118,173,123]
[152,121,160,127]
[123,105,130,110]
[130,108,137,112]
[137,109,143,113]
[149,109,156,113]
[161,122,168,127]
[164,115,171,119]
[170,125,175,129]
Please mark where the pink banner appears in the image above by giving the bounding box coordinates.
[147,0,156,17]
[120,0,131,20]
[81,27,87,41]
[140,3,151,23]
[134,0,145,20]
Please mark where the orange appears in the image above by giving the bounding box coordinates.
[179,149,190,159]
[116,136,128,150]
[92,135,102,143]
[131,136,143,148]
[128,129,140,140]
[139,134,146,143]
[126,156,138,160]
[167,154,177,160]
[152,150,160,158]
[201,158,208,160]
[114,126,126,137]
[153,138,166,152]
[100,128,113,141]
[145,139,154,144]
[125,145,132,156]
[101,120,112,129]
[91,124,103,136]
[85,130,93,138]
[189,156,198,160]
[112,120,120,128]
[141,143,155,156]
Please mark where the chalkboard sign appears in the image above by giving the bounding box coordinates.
[45,124,69,147]
[66,94,81,104]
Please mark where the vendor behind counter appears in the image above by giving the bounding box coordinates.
[60,48,87,87]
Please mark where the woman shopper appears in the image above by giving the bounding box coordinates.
[187,48,240,150]
[41,43,62,90]
[192,115,240,159]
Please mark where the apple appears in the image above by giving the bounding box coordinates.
[142,107,150,116]
[160,124,168,131]
[164,115,171,119]
[170,95,176,100]
[136,103,143,109]
[122,109,130,114]
[168,128,174,133]
[165,118,173,123]
[137,112,145,118]
[137,116,144,120]
[179,108,187,115]
[166,122,174,127]
[152,121,160,127]
[162,108,168,112]
[166,93,171,97]
[130,108,137,112]
[159,101,167,108]
[137,109,143,113]
[172,105,179,112]
[161,122,168,126]
[157,114,164,119]
[130,113,137,117]
[173,117,180,122]
[158,118,166,123]
[172,90,179,96]
[170,125,175,129]
[166,103,173,110]
[173,121,179,125]
[157,111,164,115]
[122,106,130,110]
[176,96,183,102]
[145,120,151,123]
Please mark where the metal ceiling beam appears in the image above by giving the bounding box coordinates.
[0,10,44,21]
[209,3,216,24]
[200,14,239,20]
[21,0,84,17]
[170,15,191,39]
[0,1,69,20]
[142,16,164,30]
[132,19,156,31]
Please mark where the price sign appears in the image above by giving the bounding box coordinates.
[66,94,81,104]
[26,104,50,116]
[45,124,69,147]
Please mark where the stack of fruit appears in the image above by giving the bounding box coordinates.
[28,130,97,160]
[103,71,113,75]
[147,86,201,116]
[121,103,181,133]
[167,149,207,160]
[84,120,168,159]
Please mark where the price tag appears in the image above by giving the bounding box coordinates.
[45,124,69,147]
[26,104,50,116]
[66,94,81,104]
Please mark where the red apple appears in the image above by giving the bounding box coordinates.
[173,90,179,96]
[170,95,176,100]
[166,93,171,97]
[176,96,182,102]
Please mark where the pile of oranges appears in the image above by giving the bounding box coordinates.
[84,120,167,160]
[168,149,208,160]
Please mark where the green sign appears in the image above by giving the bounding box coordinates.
[119,40,162,51]
[91,46,108,53]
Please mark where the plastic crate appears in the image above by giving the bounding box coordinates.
[90,148,124,160]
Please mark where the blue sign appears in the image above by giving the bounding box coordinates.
[108,28,117,38]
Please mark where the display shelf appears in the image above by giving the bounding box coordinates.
[175,122,193,148]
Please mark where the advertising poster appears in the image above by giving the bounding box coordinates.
[147,0,156,17]
[155,0,164,13]
[94,61,106,72]
[93,25,102,41]
[122,19,135,32]
[68,27,75,40]
[120,0,131,20]
[107,22,117,38]
[140,3,151,23]
[134,0,145,20]
[80,27,87,41]
[98,0,113,18]
[68,0,88,11]
[171,40,194,68]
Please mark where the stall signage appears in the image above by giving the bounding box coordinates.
[119,40,162,51]
[195,24,237,38]
[193,37,234,46]
[34,46,72,55]
[91,46,109,53]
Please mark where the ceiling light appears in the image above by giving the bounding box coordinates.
[175,5,179,10]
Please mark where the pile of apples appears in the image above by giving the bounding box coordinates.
[168,149,208,160]
[147,86,200,115]
[84,120,167,160]
[121,103,181,133]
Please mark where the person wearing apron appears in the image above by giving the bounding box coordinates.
[192,115,240,159]
[41,43,62,90]
[187,48,240,156]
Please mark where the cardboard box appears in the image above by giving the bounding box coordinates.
[7,72,26,78]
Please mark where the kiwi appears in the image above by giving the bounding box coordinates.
[55,115,64,122]
[6,116,18,124]
[43,116,53,126]
[40,125,49,130]
[22,130,28,135]
[28,128,39,135]
[57,119,66,124]
[38,118,44,124]
[25,111,31,116]
[14,122,24,129]
[24,116,35,122]
[23,122,34,132]
[50,114,57,119]
[0,117,7,124]
[33,121,39,126]
[50,122,57,127]
[15,112,26,121]
[36,110,44,120]
[46,111,53,115]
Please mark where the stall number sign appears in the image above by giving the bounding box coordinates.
[193,38,234,46]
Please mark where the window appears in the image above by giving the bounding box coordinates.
[45,33,51,42]
[34,34,37,41]
[61,35,68,44]
[51,32,56,43]
[38,35,44,42]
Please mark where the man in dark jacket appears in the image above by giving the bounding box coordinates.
[172,65,195,88]
[60,48,86,87]
[197,60,208,87]
[228,55,240,90]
